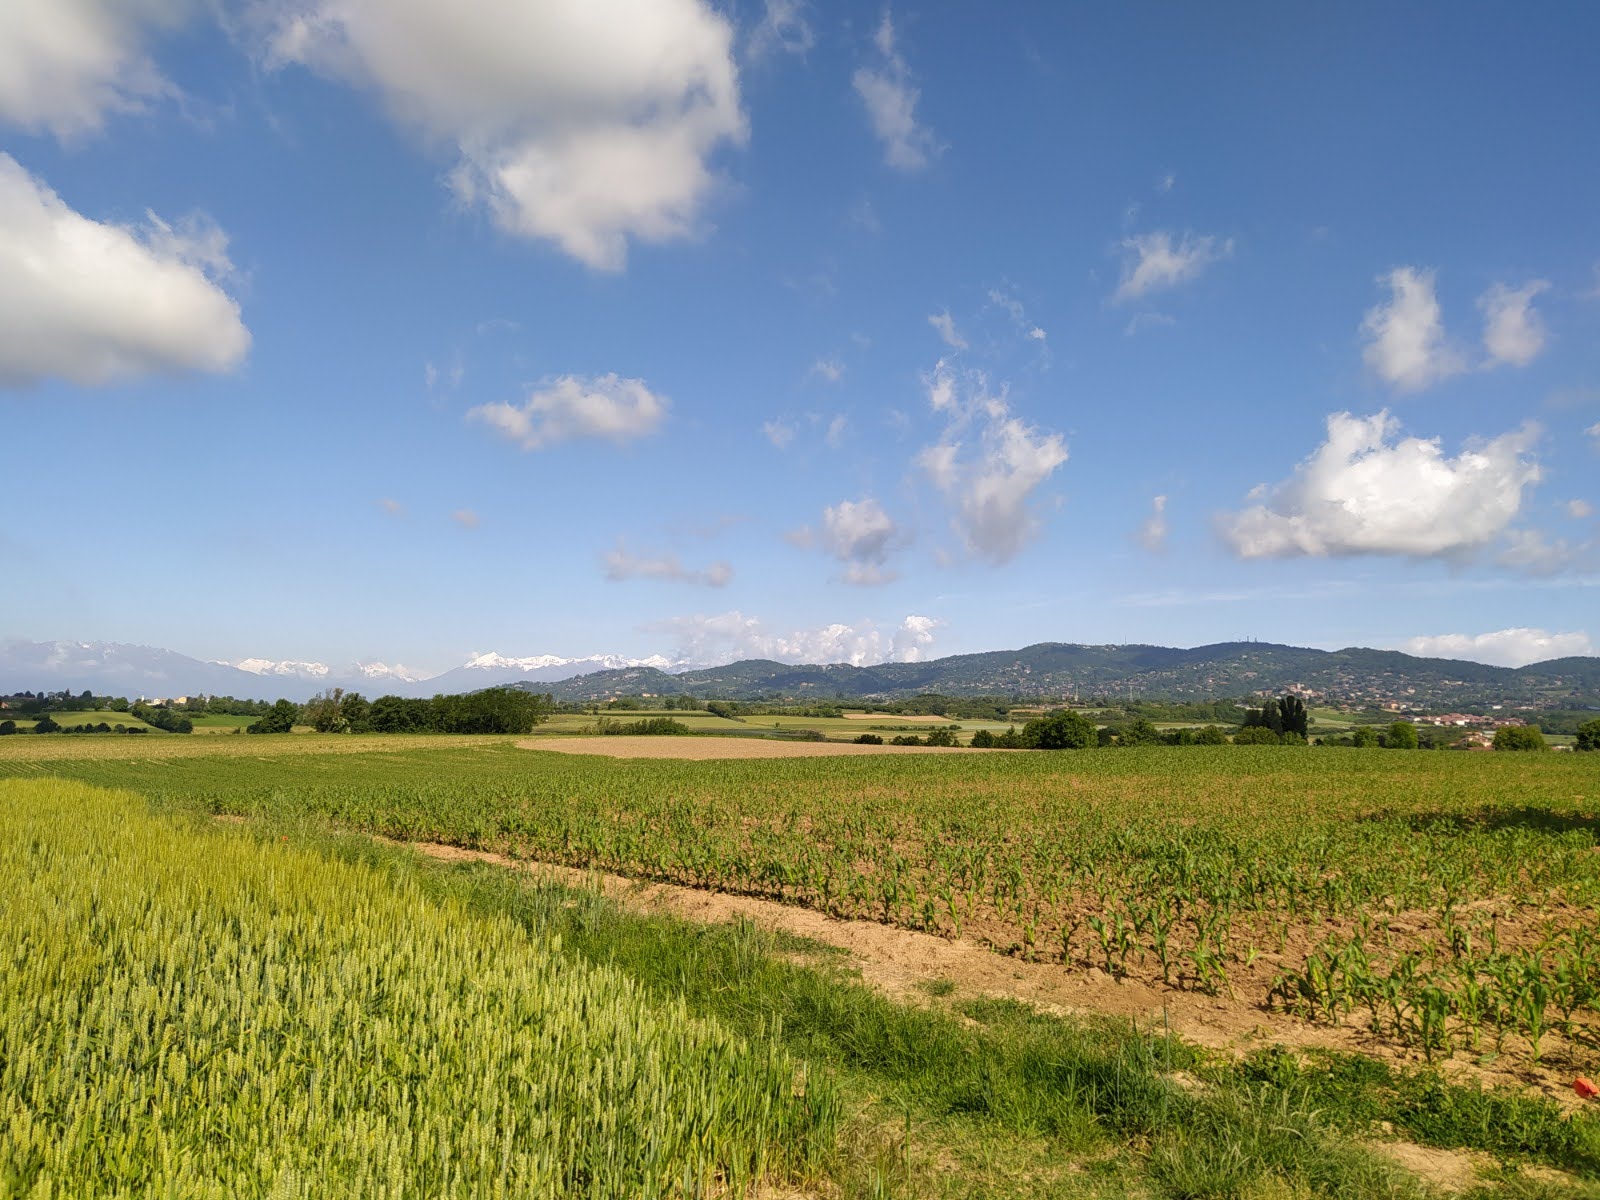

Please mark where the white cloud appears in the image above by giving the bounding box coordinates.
[825,413,848,448]
[1111,231,1232,304]
[853,11,940,171]
[258,0,746,271]
[1495,527,1590,576]
[0,0,192,138]
[1158,172,1176,193]
[1589,422,1600,442]
[468,373,668,450]
[917,373,1069,565]
[927,309,967,350]
[0,155,249,387]
[1399,628,1594,669]
[603,542,732,587]
[1137,494,1169,552]
[1221,410,1541,560]
[810,357,844,383]
[747,0,813,59]
[451,509,480,529]
[1479,280,1550,368]
[1568,499,1595,519]
[762,418,797,449]
[1360,267,1465,391]
[648,609,941,666]
[819,497,901,583]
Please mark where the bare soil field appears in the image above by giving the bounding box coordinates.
[839,713,953,723]
[518,735,978,759]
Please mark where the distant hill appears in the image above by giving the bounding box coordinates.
[528,642,1600,709]
[5,638,1597,710]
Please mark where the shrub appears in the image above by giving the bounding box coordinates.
[852,733,884,745]
[969,729,996,748]
[1232,725,1280,746]
[1576,718,1600,752]
[890,735,922,746]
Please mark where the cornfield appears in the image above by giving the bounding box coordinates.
[0,777,836,1198]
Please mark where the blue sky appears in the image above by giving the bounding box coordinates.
[2,0,1597,677]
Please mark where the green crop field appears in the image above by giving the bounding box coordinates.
[1,776,833,1198]
[4,734,1598,1197]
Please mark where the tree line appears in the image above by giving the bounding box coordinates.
[249,688,554,735]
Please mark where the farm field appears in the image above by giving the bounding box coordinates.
[0,707,162,732]
[6,736,1596,1070]
[4,734,1598,1196]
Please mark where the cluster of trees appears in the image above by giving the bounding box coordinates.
[1576,718,1600,751]
[248,688,554,735]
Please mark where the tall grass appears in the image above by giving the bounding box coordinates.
[0,778,836,1198]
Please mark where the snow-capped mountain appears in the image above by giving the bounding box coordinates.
[0,639,685,701]
[419,651,687,695]
[224,658,427,686]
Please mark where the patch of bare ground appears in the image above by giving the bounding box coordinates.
[839,713,952,724]
[1375,1142,1489,1193]
[517,735,983,760]
[396,839,1594,1107]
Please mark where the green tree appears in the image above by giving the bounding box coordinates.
[1021,709,1097,750]
[1575,718,1600,752]
[1385,721,1419,749]
[247,699,299,734]
[302,688,349,734]
[1194,725,1229,745]
[923,728,958,747]
[1349,726,1381,748]
[969,729,996,748]
[33,715,61,734]
[339,691,372,733]
[1116,718,1162,747]
[1492,725,1547,751]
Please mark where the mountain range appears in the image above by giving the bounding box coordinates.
[3,638,1597,710]
[526,642,1600,710]
[0,641,683,702]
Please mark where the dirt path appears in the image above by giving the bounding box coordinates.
[516,735,980,759]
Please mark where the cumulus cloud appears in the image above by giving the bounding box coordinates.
[927,309,966,350]
[810,357,844,383]
[257,0,746,271]
[0,155,249,387]
[1568,499,1595,519]
[917,372,1069,565]
[1399,628,1594,669]
[1221,411,1541,560]
[1479,280,1550,368]
[1137,494,1169,552]
[603,541,732,587]
[792,497,903,585]
[468,373,668,450]
[0,0,192,138]
[1112,231,1232,304]
[1590,422,1600,443]
[853,12,940,171]
[825,413,848,448]
[648,609,941,666]
[1360,267,1465,391]
[746,0,813,59]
